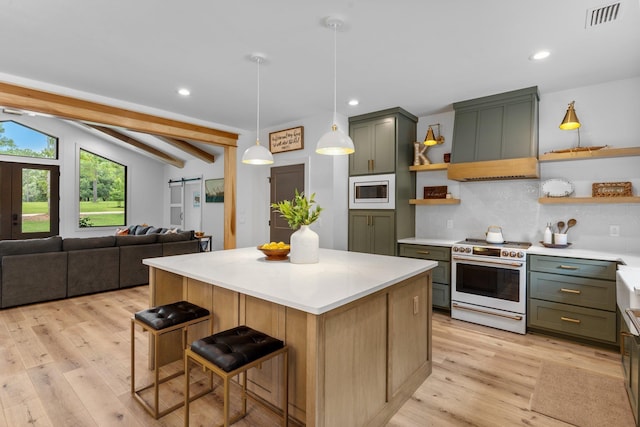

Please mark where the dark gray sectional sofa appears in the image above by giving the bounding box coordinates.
[0,227,199,308]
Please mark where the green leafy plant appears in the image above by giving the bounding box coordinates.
[271,190,322,230]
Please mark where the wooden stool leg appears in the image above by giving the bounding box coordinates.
[184,353,191,427]
[283,350,288,426]
[153,328,160,418]
[241,371,247,417]
[223,375,230,427]
[130,319,135,395]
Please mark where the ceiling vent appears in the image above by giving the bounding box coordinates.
[586,2,621,28]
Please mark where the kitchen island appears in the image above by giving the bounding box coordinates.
[143,247,436,427]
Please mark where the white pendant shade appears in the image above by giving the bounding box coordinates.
[316,124,355,155]
[316,17,355,156]
[242,54,274,165]
[242,140,273,164]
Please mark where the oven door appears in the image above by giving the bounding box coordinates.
[451,255,526,314]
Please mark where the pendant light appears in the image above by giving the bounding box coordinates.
[242,54,274,165]
[316,17,355,155]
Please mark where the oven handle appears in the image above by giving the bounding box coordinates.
[452,255,523,268]
[452,303,523,321]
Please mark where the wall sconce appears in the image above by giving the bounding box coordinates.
[423,124,445,146]
[413,124,445,165]
[559,101,581,148]
[559,101,580,130]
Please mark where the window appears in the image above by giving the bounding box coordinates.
[0,120,58,159]
[78,149,126,227]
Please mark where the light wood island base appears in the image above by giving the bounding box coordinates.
[149,265,432,427]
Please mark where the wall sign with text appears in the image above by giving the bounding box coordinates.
[269,126,304,153]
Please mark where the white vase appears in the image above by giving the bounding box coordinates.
[289,225,319,264]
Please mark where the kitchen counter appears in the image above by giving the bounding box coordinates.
[144,247,436,315]
[398,237,456,247]
[144,247,435,426]
[399,237,640,268]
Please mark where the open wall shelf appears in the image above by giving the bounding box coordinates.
[410,198,460,205]
[538,196,640,204]
[539,146,640,162]
[409,163,449,172]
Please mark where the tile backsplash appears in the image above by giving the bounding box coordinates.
[415,176,640,254]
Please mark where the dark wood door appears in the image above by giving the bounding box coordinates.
[0,161,59,240]
[269,164,304,243]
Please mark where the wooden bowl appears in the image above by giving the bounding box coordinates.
[257,246,290,261]
[194,231,205,237]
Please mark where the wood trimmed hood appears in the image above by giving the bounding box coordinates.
[447,86,539,181]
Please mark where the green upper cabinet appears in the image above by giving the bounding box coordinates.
[349,117,396,175]
[451,86,539,163]
[349,107,417,176]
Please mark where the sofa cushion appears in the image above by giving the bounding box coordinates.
[63,236,116,251]
[0,236,63,258]
[116,234,157,246]
[157,230,192,243]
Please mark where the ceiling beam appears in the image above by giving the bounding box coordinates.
[87,124,185,168]
[0,81,238,147]
[158,136,216,163]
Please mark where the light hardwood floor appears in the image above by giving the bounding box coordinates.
[0,286,624,427]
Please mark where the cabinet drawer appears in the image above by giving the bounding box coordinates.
[433,282,450,309]
[528,299,617,343]
[529,271,616,311]
[398,244,450,262]
[528,255,617,280]
[431,261,450,285]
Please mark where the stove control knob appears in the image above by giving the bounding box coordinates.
[510,251,516,258]
[517,252,525,258]
[465,247,472,253]
[501,250,509,257]
[453,247,458,252]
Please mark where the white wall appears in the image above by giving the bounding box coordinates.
[0,113,166,238]
[162,111,350,251]
[414,76,640,254]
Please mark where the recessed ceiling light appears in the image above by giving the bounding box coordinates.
[177,88,191,96]
[530,50,550,61]
[348,99,359,106]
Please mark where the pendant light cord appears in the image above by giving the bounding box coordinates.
[256,58,261,144]
[332,23,337,125]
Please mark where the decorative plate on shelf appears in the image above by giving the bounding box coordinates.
[541,179,574,197]
[539,241,572,249]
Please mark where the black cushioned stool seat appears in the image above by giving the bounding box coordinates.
[131,300,212,419]
[184,326,288,426]
[135,301,210,330]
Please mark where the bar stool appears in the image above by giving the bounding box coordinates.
[184,325,288,427]
[131,300,212,419]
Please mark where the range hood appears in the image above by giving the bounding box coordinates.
[447,86,540,182]
[447,157,539,181]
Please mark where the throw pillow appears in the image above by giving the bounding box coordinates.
[116,228,129,236]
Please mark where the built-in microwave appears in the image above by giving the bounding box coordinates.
[348,174,395,209]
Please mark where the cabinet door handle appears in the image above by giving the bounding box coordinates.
[560,288,581,295]
[368,159,374,171]
[559,265,579,270]
[416,250,430,255]
[561,316,581,324]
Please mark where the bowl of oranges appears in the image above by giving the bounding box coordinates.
[257,241,290,261]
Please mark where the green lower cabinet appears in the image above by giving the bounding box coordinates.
[527,254,618,345]
[348,210,396,256]
[621,321,640,425]
[398,243,450,309]
[528,299,617,343]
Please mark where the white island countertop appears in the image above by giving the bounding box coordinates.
[144,247,436,315]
